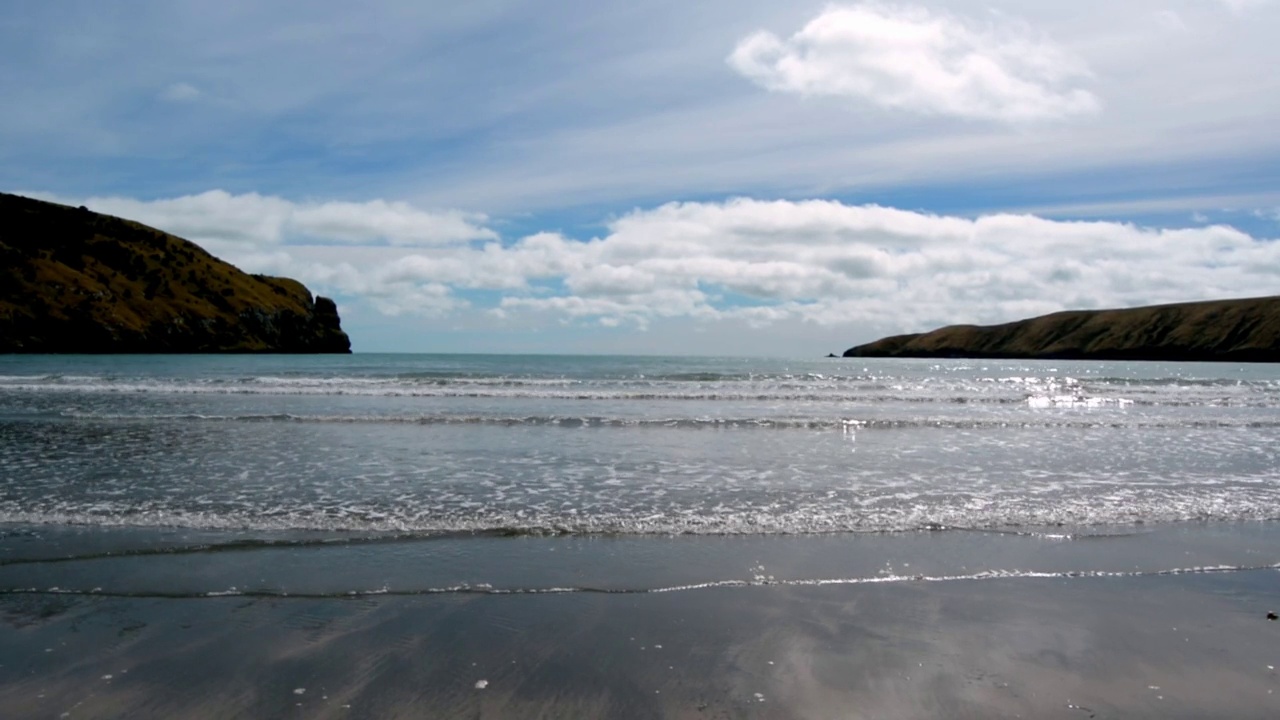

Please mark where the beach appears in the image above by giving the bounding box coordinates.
[2,354,1279,717]
[10,0,1280,715]
[2,527,1278,719]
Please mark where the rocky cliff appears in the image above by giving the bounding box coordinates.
[0,193,351,353]
[843,296,1280,362]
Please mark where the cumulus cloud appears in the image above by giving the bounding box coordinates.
[24,190,1280,332]
[728,3,1100,122]
[259,198,1280,333]
[27,190,497,249]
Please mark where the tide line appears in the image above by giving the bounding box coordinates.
[2,563,1275,600]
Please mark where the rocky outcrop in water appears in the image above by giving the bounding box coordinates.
[843,296,1280,362]
[0,192,351,353]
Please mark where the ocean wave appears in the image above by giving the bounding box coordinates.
[0,524,1164,569]
[49,410,1280,430]
[1025,395,1134,409]
[4,499,1278,538]
[4,371,1276,409]
[14,389,1274,410]
[1,381,1007,402]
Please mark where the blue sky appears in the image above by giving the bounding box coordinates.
[5,0,1280,354]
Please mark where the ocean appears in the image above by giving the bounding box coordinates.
[2,354,1278,718]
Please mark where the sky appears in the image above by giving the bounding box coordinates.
[4,0,1280,355]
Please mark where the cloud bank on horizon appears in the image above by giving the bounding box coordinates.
[29,190,1280,347]
[5,0,1280,354]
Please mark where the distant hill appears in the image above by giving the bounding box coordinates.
[843,296,1280,363]
[0,193,350,353]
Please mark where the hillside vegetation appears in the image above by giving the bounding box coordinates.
[0,193,350,353]
[844,296,1280,362]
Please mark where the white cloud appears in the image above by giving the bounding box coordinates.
[366,282,464,318]
[24,190,1280,336]
[74,191,296,245]
[160,82,201,102]
[7,1,1279,224]
[25,190,497,248]
[728,3,1100,122]
[555,199,1279,329]
[289,199,497,246]
[274,197,1280,334]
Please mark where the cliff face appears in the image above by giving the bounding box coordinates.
[0,193,351,353]
[843,296,1280,362]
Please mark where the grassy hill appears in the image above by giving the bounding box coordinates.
[0,193,350,353]
[843,296,1280,362]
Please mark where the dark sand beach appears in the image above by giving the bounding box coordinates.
[3,528,1278,719]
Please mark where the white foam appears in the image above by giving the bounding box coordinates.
[1027,394,1133,409]
[5,482,1280,536]
[0,372,1233,408]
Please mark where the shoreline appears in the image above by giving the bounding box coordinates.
[3,523,1278,718]
[2,572,1277,719]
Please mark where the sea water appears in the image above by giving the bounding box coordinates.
[1,354,1278,597]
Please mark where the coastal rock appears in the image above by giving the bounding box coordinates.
[843,296,1280,362]
[0,192,351,353]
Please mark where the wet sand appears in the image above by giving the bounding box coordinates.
[3,568,1278,719]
